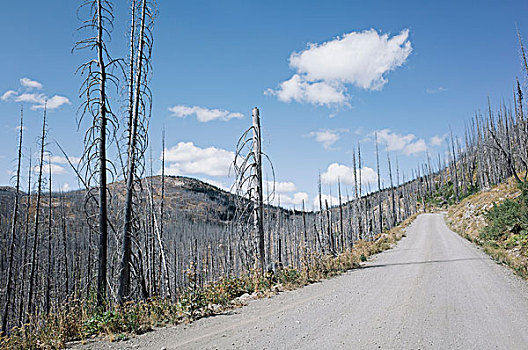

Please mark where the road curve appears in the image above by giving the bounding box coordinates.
[79,213,528,349]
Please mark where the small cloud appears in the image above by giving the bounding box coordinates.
[169,105,244,122]
[403,139,427,155]
[265,180,297,193]
[373,129,427,156]
[279,192,309,207]
[33,163,67,176]
[308,129,348,149]
[1,90,17,101]
[20,77,43,90]
[1,78,70,110]
[40,95,71,110]
[15,93,70,110]
[313,193,340,209]
[49,154,81,165]
[426,87,447,94]
[430,134,447,147]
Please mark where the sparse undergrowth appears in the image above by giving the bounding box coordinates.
[0,215,414,349]
[447,177,528,279]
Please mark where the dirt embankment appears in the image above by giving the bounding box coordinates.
[446,177,528,277]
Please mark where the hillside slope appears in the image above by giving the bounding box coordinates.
[446,176,528,277]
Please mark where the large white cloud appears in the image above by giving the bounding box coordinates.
[320,162,378,186]
[266,29,412,106]
[163,142,234,177]
[169,105,243,122]
[375,129,427,156]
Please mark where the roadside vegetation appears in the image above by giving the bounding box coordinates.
[1,216,412,349]
[447,176,528,278]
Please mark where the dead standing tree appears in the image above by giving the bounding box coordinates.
[1,107,24,335]
[232,107,274,273]
[74,0,120,307]
[118,0,156,304]
[26,105,47,323]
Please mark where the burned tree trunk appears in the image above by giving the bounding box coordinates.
[252,107,266,273]
[1,107,24,335]
[27,106,47,322]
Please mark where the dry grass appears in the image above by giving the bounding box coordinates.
[0,214,416,349]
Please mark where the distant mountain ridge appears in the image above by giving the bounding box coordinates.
[0,176,242,225]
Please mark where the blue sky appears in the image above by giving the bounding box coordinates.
[1,0,527,209]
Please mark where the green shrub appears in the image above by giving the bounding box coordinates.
[481,182,528,241]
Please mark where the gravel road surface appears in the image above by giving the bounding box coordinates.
[75,213,528,349]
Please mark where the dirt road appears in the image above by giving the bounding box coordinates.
[77,213,528,349]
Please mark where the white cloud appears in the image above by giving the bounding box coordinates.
[374,129,427,156]
[202,178,230,192]
[320,162,378,186]
[14,93,70,110]
[41,95,70,110]
[33,163,67,176]
[313,193,340,209]
[267,29,412,106]
[163,141,234,177]
[1,90,16,101]
[1,78,70,110]
[15,93,45,104]
[265,180,297,193]
[426,87,447,94]
[169,105,244,122]
[376,129,415,151]
[49,155,81,165]
[20,77,43,90]
[61,183,71,192]
[430,134,447,147]
[403,139,427,155]
[279,192,309,207]
[308,129,347,149]
[265,74,347,106]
